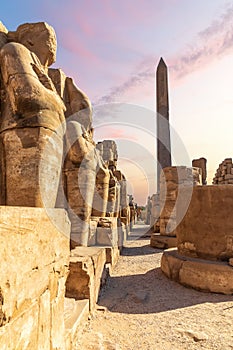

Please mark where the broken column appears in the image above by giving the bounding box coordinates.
[161,185,233,294]
[150,166,201,249]
[192,157,207,185]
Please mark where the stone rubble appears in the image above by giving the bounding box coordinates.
[213,158,233,184]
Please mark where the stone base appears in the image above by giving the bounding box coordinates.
[65,247,107,312]
[161,248,233,294]
[0,206,70,350]
[64,298,89,350]
[96,217,118,247]
[105,246,120,268]
[150,233,177,249]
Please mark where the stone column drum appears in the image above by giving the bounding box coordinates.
[159,166,201,236]
[150,166,201,249]
[161,185,233,294]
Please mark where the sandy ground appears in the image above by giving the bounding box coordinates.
[76,224,233,350]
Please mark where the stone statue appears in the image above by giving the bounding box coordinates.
[48,66,110,247]
[0,22,66,207]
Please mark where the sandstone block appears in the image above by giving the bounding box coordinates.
[161,249,233,294]
[64,298,89,350]
[0,207,70,325]
[1,128,63,207]
[0,302,39,350]
[38,289,51,350]
[151,234,177,249]
[176,186,233,260]
[96,227,118,246]
[66,247,106,312]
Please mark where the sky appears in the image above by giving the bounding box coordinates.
[1,0,233,205]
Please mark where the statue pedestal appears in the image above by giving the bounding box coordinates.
[0,206,70,350]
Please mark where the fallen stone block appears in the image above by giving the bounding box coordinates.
[150,234,177,249]
[161,249,233,294]
[65,247,106,312]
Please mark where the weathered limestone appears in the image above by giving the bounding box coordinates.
[113,169,129,239]
[213,158,233,184]
[161,186,233,294]
[91,155,110,217]
[0,22,66,207]
[48,66,100,247]
[96,217,118,247]
[150,166,201,249]
[97,140,119,218]
[159,166,201,236]
[64,298,89,350]
[0,206,70,349]
[176,186,233,261]
[48,68,95,246]
[65,246,106,312]
[156,57,171,192]
[192,157,207,185]
[96,140,129,239]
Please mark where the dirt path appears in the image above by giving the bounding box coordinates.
[76,224,233,350]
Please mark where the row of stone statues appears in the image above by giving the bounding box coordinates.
[0,21,130,247]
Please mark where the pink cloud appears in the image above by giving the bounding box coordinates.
[170,4,233,82]
[96,3,233,102]
[94,126,138,141]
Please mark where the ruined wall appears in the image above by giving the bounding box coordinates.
[213,158,233,184]
[0,207,70,350]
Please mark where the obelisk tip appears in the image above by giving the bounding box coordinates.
[158,57,167,67]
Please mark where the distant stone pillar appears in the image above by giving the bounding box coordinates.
[156,57,171,192]
[192,157,207,185]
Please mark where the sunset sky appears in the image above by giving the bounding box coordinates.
[1,0,233,205]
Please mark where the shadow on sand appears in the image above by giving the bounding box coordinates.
[98,243,233,315]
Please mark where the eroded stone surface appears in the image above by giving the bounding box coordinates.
[66,246,106,312]
[213,158,233,184]
[176,185,233,260]
[161,249,233,294]
[0,22,66,207]
[0,206,70,349]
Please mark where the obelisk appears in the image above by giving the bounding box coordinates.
[156,57,171,192]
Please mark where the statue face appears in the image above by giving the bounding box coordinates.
[16,22,57,67]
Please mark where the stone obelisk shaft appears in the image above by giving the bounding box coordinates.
[156,57,171,192]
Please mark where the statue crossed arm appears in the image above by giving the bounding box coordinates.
[0,22,66,206]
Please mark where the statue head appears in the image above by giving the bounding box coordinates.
[15,22,57,67]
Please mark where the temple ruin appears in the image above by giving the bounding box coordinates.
[0,19,233,350]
